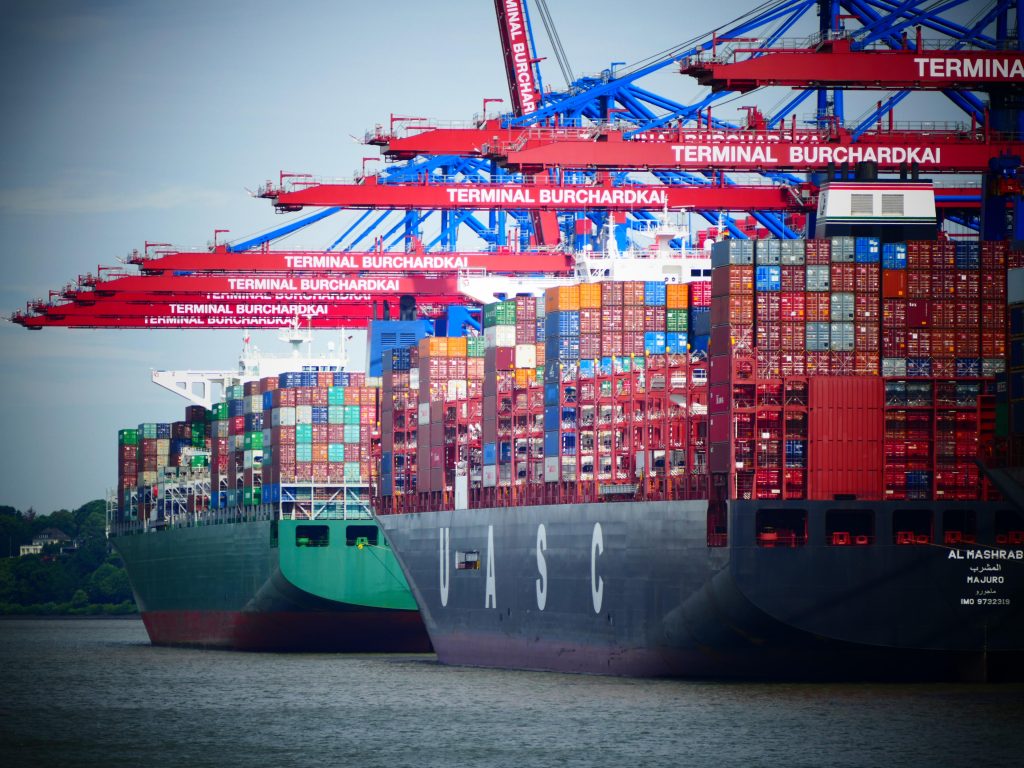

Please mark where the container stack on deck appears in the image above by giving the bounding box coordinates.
[707,236,1004,510]
[116,370,377,524]
[380,278,712,513]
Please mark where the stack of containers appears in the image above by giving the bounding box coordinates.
[708,239,756,500]
[754,238,782,378]
[117,429,138,519]
[241,380,264,506]
[209,400,230,507]
[688,280,712,354]
[483,299,517,489]
[380,346,414,498]
[418,335,468,492]
[1008,264,1024,461]
[643,280,667,355]
[804,238,831,375]
[136,422,170,517]
[779,238,806,376]
[543,286,580,485]
[852,236,881,376]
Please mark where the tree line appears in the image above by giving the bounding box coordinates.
[0,501,136,615]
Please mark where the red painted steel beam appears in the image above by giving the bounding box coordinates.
[14,314,378,330]
[680,40,1024,92]
[65,274,461,297]
[500,132,1024,173]
[368,124,518,161]
[270,176,811,212]
[29,300,379,320]
[132,248,574,275]
[59,291,470,306]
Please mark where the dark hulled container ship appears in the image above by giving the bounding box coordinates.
[375,225,1024,680]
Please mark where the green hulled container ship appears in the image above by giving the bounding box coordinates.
[108,338,431,652]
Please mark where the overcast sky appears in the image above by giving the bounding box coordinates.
[0,0,976,514]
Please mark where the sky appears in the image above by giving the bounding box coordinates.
[0,0,977,514]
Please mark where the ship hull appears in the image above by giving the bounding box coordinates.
[113,518,431,652]
[378,500,1024,680]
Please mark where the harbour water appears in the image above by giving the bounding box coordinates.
[1,618,1022,768]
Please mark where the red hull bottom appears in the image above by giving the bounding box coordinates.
[142,610,433,653]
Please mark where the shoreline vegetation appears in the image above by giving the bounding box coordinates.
[0,500,138,617]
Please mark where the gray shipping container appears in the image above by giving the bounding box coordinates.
[806,265,831,292]
[882,357,907,377]
[806,322,831,352]
[830,292,855,321]
[830,322,855,352]
[711,240,755,268]
[831,235,855,262]
[780,239,806,265]
[755,239,782,265]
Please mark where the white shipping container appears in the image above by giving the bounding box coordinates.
[295,405,313,425]
[419,403,431,424]
[544,457,560,483]
[483,464,497,488]
[515,344,537,369]
[245,395,262,414]
[409,368,420,388]
[447,380,467,400]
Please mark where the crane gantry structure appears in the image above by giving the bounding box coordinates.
[11,0,1024,330]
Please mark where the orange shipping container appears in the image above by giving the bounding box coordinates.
[666,283,689,309]
[578,283,602,309]
[882,269,907,298]
[545,285,580,312]
[446,336,468,357]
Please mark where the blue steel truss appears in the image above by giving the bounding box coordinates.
[239,0,1018,253]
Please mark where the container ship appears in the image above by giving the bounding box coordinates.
[373,195,1024,681]
[109,333,431,652]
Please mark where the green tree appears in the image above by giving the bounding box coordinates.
[87,563,132,604]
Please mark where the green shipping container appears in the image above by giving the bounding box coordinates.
[244,432,264,450]
[667,309,689,333]
[328,386,346,406]
[328,405,345,424]
[344,424,361,443]
[344,462,362,482]
[467,336,486,357]
[344,405,360,424]
[328,443,345,463]
[296,443,313,462]
[483,299,516,327]
[296,424,313,443]
[190,455,208,468]
[118,429,139,446]
[212,402,229,420]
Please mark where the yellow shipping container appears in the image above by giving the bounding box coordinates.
[667,283,689,309]
[446,336,468,357]
[545,284,580,313]
[578,283,602,309]
[515,369,533,388]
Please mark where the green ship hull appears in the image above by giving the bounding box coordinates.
[112,518,431,652]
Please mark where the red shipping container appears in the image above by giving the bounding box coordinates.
[831,352,855,375]
[932,271,956,298]
[954,330,979,357]
[624,332,646,355]
[882,269,907,299]
[907,270,931,299]
[982,271,1007,299]
[955,271,979,299]
[805,293,830,322]
[711,294,754,325]
[756,350,781,378]
[756,324,780,350]
[780,265,806,292]
[712,265,754,297]
[906,330,931,356]
[854,294,879,322]
[495,347,516,370]
[931,329,956,357]
[854,351,880,375]
[781,353,806,376]
[580,333,601,358]
[781,322,805,351]
[807,376,884,501]
[930,300,955,328]
[624,306,644,328]
[805,239,831,264]
[981,302,1006,328]
[643,306,666,330]
[854,264,880,293]
[601,332,623,356]
[601,281,623,306]
[855,323,880,352]
[580,308,601,334]
[831,262,856,292]
[601,306,624,331]
[981,241,1007,269]
[982,334,1006,358]
[907,241,930,270]
[806,352,831,375]
[756,292,781,323]
[689,281,712,307]
[906,300,931,328]
[780,292,805,321]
